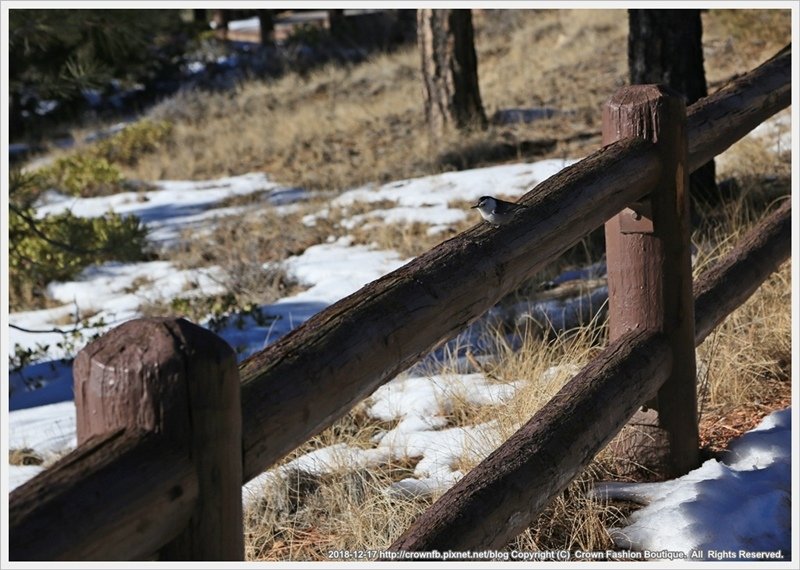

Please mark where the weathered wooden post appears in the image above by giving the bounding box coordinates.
[73,318,243,560]
[602,85,699,478]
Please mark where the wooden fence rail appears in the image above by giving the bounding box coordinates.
[11,318,243,561]
[686,43,791,172]
[389,200,791,551]
[9,430,197,560]
[238,44,789,483]
[694,200,792,344]
[8,44,791,560]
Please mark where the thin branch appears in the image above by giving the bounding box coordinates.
[8,322,77,335]
[9,314,127,336]
[11,299,98,336]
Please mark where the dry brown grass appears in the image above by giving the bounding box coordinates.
[455,323,628,553]
[9,448,44,466]
[54,9,787,199]
[512,467,630,554]
[692,201,791,452]
[350,220,462,259]
[137,205,318,323]
[138,49,425,189]
[129,10,625,189]
[129,9,788,192]
[243,402,428,561]
[243,317,618,562]
[245,466,429,561]
[241,172,791,559]
[702,9,792,87]
[309,197,476,258]
[689,97,791,425]
[34,8,788,560]
[173,206,323,273]
[695,227,791,424]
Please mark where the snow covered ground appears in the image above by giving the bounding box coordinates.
[596,408,792,561]
[7,158,587,410]
[4,113,796,562]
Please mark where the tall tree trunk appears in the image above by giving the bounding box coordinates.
[417,9,487,140]
[629,9,717,204]
[257,10,274,45]
[328,9,346,38]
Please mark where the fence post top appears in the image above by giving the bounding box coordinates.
[607,84,686,106]
[75,317,235,368]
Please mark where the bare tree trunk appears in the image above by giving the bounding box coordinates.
[417,9,487,139]
[257,10,274,45]
[629,9,717,204]
[328,9,346,38]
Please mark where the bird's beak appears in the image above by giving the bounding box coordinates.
[470,203,479,209]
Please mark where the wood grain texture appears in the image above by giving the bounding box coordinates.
[237,45,791,483]
[386,200,790,552]
[390,330,672,551]
[74,318,192,442]
[603,85,699,477]
[9,430,198,560]
[238,137,662,481]
[74,318,243,560]
[687,44,790,171]
[7,45,790,563]
[694,200,791,344]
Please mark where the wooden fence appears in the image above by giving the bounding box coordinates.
[8,44,791,560]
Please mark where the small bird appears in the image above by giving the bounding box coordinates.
[470,195,525,226]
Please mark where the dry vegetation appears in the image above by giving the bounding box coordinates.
[99,8,790,298]
[233,9,791,561]
[116,9,789,193]
[691,112,792,453]
[37,7,790,561]
[242,323,615,560]
[702,9,794,86]
[242,209,790,561]
[124,10,634,188]
[131,203,317,324]
[8,448,44,467]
